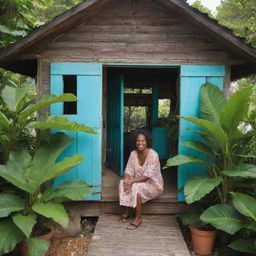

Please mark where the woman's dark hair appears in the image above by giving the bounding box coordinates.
[129,129,152,150]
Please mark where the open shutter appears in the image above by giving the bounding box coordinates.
[50,63,102,200]
[178,65,225,201]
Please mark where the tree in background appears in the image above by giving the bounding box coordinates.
[216,0,256,114]
[192,0,256,113]
[0,0,44,49]
[216,0,256,46]
[35,0,83,24]
[191,0,214,18]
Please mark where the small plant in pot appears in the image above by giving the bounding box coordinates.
[180,203,217,255]
[0,132,93,256]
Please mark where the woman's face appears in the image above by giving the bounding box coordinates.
[136,134,147,151]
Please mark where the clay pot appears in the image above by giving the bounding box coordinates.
[189,226,217,255]
[19,229,55,256]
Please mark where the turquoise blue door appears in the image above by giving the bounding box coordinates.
[178,65,225,201]
[151,85,170,160]
[107,74,124,176]
[50,63,102,200]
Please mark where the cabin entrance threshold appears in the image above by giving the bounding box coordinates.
[103,64,180,201]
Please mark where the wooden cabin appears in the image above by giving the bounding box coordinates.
[0,0,256,215]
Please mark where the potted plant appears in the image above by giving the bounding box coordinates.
[164,82,256,254]
[179,201,217,255]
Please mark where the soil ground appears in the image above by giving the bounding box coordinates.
[46,234,92,256]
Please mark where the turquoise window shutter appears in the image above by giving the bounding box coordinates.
[50,63,102,200]
[178,65,225,201]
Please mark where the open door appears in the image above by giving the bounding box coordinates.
[178,65,225,201]
[107,74,124,176]
[50,62,102,200]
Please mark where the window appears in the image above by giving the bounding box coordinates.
[63,75,77,114]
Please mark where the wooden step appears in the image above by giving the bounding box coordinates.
[66,201,189,217]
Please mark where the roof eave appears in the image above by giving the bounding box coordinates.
[0,0,113,65]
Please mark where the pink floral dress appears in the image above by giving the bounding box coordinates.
[119,149,164,208]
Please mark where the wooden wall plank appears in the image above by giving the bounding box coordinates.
[39,0,233,65]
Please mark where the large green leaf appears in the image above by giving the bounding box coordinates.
[0,150,35,193]
[180,116,228,152]
[32,202,69,228]
[245,220,256,231]
[180,212,207,227]
[222,164,256,178]
[0,25,13,35]
[219,87,252,135]
[42,155,84,183]
[42,180,92,202]
[19,93,78,122]
[0,220,25,255]
[2,85,34,112]
[185,176,222,204]
[164,155,211,169]
[32,116,97,134]
[228,239,256,254]
[231,192,256,221]
[181,141,214,158]
[28,238,49,256]
[24,133,74,191]
[200,204,243,235]
[0,193,25,217]
[0,133,83,194]
[200,83,226,125]
[12,213,37,238]
[0,111,10,129]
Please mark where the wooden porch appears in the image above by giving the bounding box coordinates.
[66,168,188,218]
[88,214,190,256]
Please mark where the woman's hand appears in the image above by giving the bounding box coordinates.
[123,177,134,193]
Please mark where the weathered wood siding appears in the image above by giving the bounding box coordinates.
[39,0,232,64]
[35,0,235,92]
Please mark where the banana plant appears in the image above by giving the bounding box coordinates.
[0,84,97,163]
[164,83,256,239]
[0,132,92,256]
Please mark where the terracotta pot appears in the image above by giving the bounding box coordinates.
[19,229,55,256]
[189,226,217,255]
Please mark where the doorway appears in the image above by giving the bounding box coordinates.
[104,66,180,181]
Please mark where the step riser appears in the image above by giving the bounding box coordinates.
[66,202,189,217]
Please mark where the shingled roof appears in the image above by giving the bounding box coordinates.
[0,0,255,79]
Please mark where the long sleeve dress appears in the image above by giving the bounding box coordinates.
[119,148,164,208]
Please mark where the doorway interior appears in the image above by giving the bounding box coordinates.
[103,66,180,200]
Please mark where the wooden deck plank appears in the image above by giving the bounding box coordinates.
[88,214,190,256]
[102,168,177,202]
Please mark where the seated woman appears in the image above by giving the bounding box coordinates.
[119,130,164,230]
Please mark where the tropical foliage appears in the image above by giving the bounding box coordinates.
[165,83,256,254]
[0,132,92,256]
[0,84,96,164]
[0,0,83,49]
[0,0,44,49]
[0,81,97,255]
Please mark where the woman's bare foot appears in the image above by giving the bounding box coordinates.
[127,217,142,230]
[119,208,130,223]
